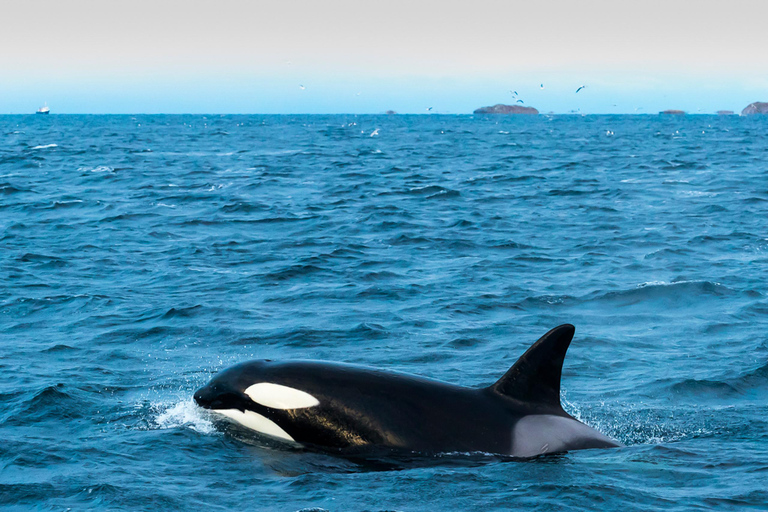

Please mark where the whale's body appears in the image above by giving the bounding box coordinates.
[194,325,621,457]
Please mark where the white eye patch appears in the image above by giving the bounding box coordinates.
[213,409,295,442]
[244,382,320,410]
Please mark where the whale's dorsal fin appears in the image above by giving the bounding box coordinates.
[489,324,575,411]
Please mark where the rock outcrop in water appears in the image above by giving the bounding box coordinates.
[741,102,768,115]
[473,104,538,115]
[660,110,685,115]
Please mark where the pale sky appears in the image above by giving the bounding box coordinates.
[1,0,766,113]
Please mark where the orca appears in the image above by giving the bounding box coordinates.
[193,324,621,457]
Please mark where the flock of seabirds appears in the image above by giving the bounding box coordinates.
[34,83,766,115]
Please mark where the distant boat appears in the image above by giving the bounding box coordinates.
[36,103,50,114]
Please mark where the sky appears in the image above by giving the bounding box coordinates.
[1,0,767,114]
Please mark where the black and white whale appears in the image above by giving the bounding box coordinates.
[194,324,621,457]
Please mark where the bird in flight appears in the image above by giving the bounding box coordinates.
[517,99,524,104]
[575,85,587,93]
[299,85,306,90]
[510,90,518,97]
[427,107,433,111]
[540,84,545,89]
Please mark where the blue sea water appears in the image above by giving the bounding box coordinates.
[1,113,767,511]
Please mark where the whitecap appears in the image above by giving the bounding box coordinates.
[637,280,670,287]
[637,279,721,288]
[77,165,114,173]
[679,190,716,197]
[31,143,58,150]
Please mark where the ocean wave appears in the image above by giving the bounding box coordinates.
[4,384,83,425]
[100,213,157,223]
[41,344,79,353]
[360,270,402,281]
[264,264,330,281]
[78,165,115,173]
[388,234,433,245]
[220,201,270,213]
[595,280,732,304]
[667,362,768,397]
[49,199,85,209]
[405,185,459,197]
[162,305,204,319]
[0,155,29,165]
[547,188,607,196]
[17,253,69,268]
[237,324,389,348]
[513,281,734,311]
[0,182,29,195]
[427,188,460,199]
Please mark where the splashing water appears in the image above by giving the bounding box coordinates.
[150,399,216,434]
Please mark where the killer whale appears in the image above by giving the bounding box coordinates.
[193,324,621,457]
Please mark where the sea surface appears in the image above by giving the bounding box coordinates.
[1,114,767,511]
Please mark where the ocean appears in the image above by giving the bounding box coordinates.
[1,114,767,510]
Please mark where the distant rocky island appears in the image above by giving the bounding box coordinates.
[741,102,768,115]
[473,104,538,115]
[465,101,768,115]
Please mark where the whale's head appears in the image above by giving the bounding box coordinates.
[194,361,259,411]
[194,360,321,443]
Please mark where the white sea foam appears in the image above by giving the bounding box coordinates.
[637,280,671,287]
[637,279,720,288]
[151,398,215,434]
[31,143,58,150]
[78,165,114,173]
[679,190,716,197]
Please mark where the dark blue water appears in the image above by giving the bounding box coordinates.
[2,114,767,510]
